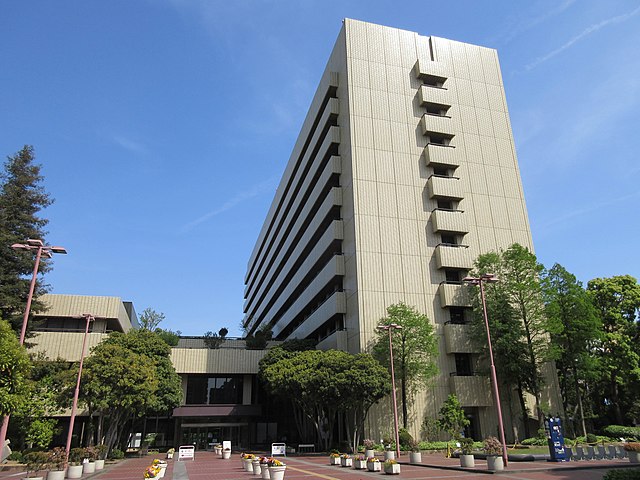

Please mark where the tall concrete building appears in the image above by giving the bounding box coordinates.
[244,19,560,440]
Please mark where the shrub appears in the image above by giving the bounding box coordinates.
[418,441,450,451]
[586,433,598,444]
[362,439,375,449]
[68,447,87,466]
[398,428,414,451]
[7,451,24,462]
[624,443,640,453]
[459,437,474,455]
[483,436,502,456]
[47,447,67,471]
[23,451,49,476]
[110,448,125,460]
[603,425,640,441]
[603,469,640,480]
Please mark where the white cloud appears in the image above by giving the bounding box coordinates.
[112,134,149,155]
[525,5,640,70]
[180,177,278,233]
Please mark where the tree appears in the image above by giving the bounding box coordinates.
[245,324,272,349]
[587,275,640,425]
[81,330,182,453]
[0,146,54,334]
[0,319,31,416]
[437,394,469,441]
[203,327,228,349]
[542,263,601,438]
[471,244,555,437]
[372,303,438,428]
[259,347,389,451]
[138,308,165,331]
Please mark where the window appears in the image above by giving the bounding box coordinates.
[433,166,449,177]
[449,307,466,323]
[455,353,473,376]
[445,270,461,283]
[186,376,244,404]
[437,199,453,210]
[428,134,451,146]
[441,234,457,245]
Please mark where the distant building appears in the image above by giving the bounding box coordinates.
[243,19,562,440]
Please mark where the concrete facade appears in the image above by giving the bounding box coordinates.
[244,19,562,441]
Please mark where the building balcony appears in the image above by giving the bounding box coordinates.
[443,322,475,353]
[277,291,346,340]
[438,283,472,308]
[414,59,450,82]
[427,175,464,200]
[449,375,492,407]
[431,208,468,233]
[418,85,451,109]
[435,244,472,269]
[421,114,454,138]
[423,143,460,169]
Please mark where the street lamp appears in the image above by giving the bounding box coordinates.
[377,323,402,459]
[462,273,508,467]
[65,314,95,463]
[0,239,67,461]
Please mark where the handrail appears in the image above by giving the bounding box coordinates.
[437,243,469,248]
[432,208,464,213]
[427,174,460,180]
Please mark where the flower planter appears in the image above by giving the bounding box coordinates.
[460,454,475,468]
[384,451,395,461]
[47,470,65,480]
[366,461,381,472]
[364,449,375,458]
[22,477,43,480]
[95,460,105,470]
[629,451,639,464]
[83,461,96,474]
[384,463,401,475]
[487,455,504,471]
[260,464,270,479]
[409,452,422,464]
[329,456,340,465]
[243,459,254,472]
[268,465,286,480]
[66,465,84,479]
[222,450,231,459]
[166,453,173,460]
[340,457,352,467]
[252,460,261,475]
[354,460,367,470]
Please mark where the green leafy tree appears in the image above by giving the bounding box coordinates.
[471,244,555,437]
[0,146,54,334]
[81,329,182,454]
[245,324,272,349]
[0,319,31,416]
[437,394,469,441]
[138,308,165,331]
[587,275,640,425]
[542,263,601,438]
[154,328,180,347]
[372,303,438,428]
[203,327,228,349]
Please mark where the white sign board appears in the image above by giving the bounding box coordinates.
[271,443,286,456]
[178,445,195,461]
[222,441,231,451]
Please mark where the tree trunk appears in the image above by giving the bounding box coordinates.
[517,381,530,439]
[572,364,587,438]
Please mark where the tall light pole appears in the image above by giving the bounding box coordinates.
[377,323,402,459]
[0,239,67,460]
[462,274,508,467]
[65,314,95,463]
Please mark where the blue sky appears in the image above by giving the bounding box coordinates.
[1,1,639,336]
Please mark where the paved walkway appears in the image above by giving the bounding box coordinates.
[2,452,638,480]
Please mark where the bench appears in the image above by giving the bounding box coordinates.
[298,444,315,454]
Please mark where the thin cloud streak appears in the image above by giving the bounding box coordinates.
[525,5,640,70]
[180,177,278,233]
[112,135,149,155]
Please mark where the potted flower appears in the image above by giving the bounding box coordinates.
[267,457,286,480]
[409,439,422,464]
[366,456,381,472]
[259,457,271,479]
[67,448,86,479]
[242,453,255,472]
[459,437,474,468]
[329,452,341,465]
[46,447,67,480]
[144,464,161,479]
[213,444,222,456]
[383,436,395,460]
[340,453,352,467]
[222,447,231,459]
[83,446,97,474]
[23,451,49,480]
[152,459,168,478]
[363,439,375,458]
[354,455,367,470]
[483,436,504,471]
[95,445,108,469]
[166,448,175,460]
[624,442,640,463]
[251,456,262,476]
[384,458,400,475]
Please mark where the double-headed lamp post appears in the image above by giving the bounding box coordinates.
[65,313,95,463]
[0,239,67,459]
[462,273,508,467]
[377,323,402,459]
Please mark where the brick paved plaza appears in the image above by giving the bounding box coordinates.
[2,451,638,480]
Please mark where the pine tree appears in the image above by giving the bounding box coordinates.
[0,146,53,333]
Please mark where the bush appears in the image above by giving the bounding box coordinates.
[418,441,449,451]
[603,469,640,480]
[603,425,640,441]
[522,436,547,446]
[398,428,414,451]
[586,433,598,444]
[110,448,125,460]
[7,451,24,463]
[23,451,49,474]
